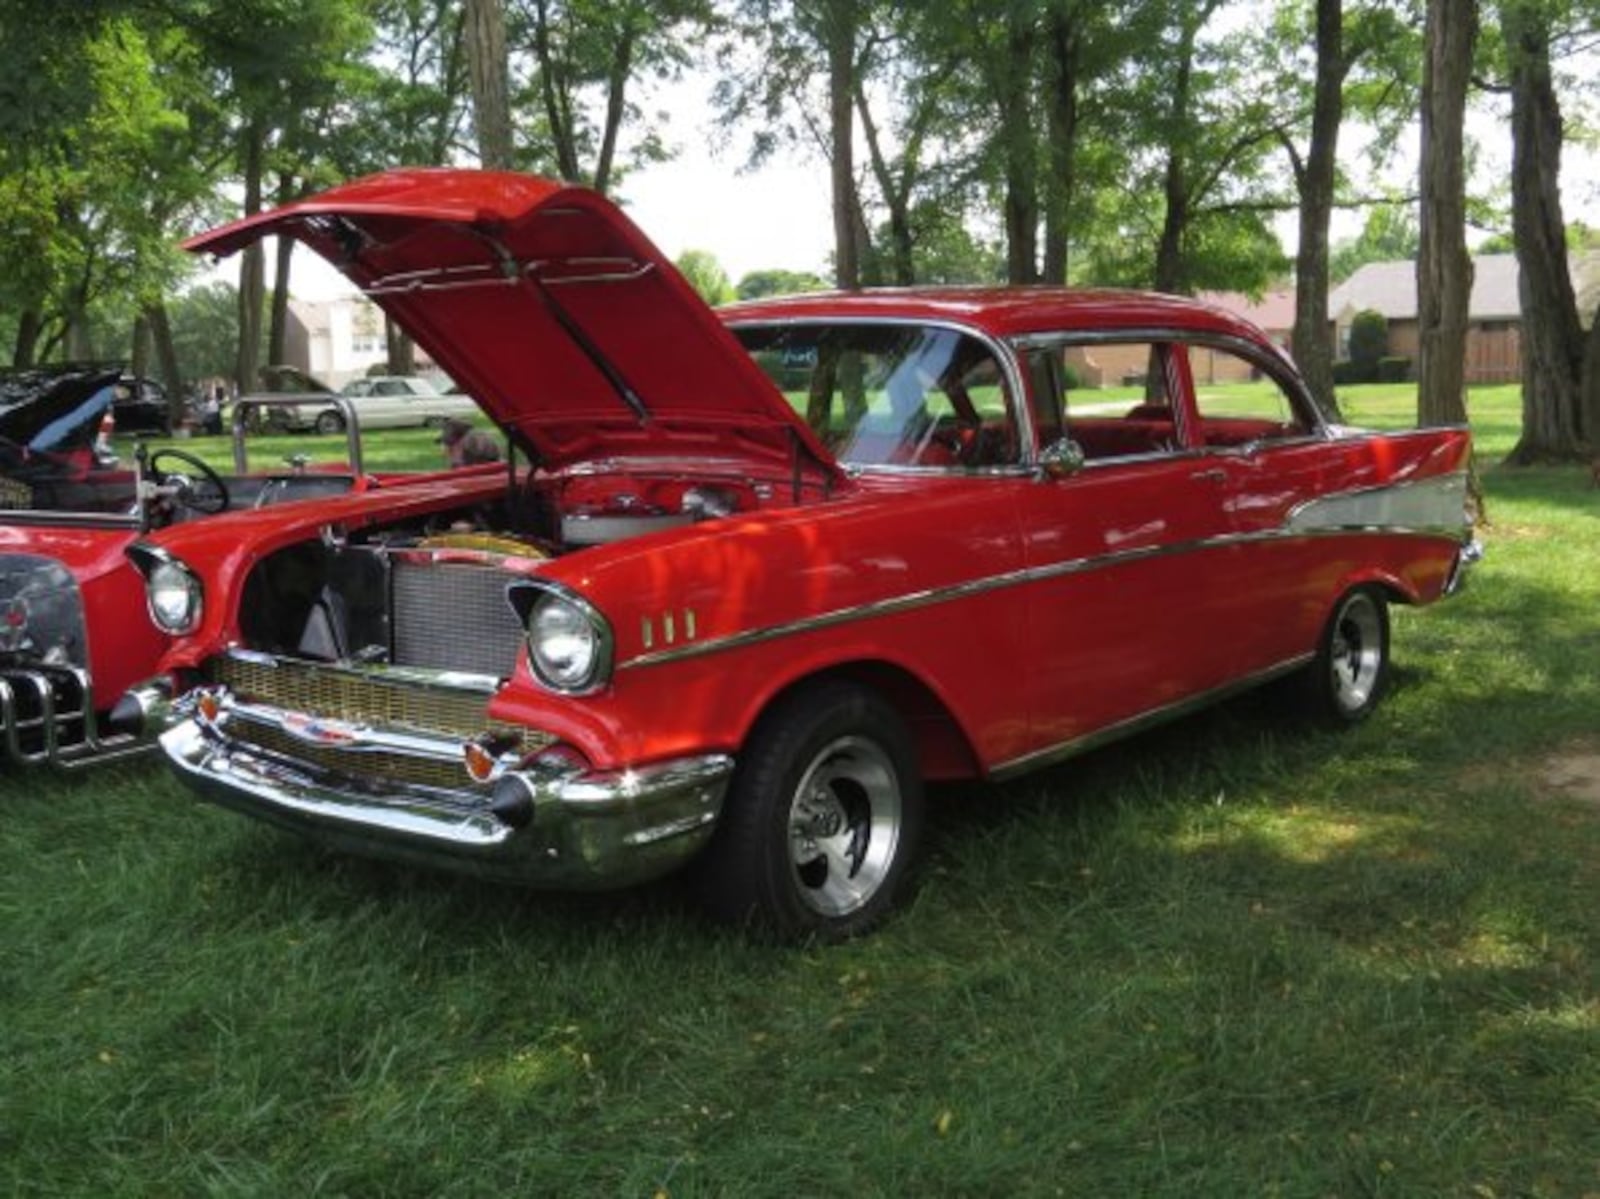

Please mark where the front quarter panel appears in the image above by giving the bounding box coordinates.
[488,473,1036,777]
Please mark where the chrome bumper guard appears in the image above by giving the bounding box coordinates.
[1443,536,1484,597]
[0,664,152,769]
[156,689,733,889]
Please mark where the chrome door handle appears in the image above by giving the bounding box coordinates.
[1190,467,1227,484]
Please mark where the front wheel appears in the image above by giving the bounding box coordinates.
[695,681,923,941]
[1304,586,1390,725]
[314,409,346,435]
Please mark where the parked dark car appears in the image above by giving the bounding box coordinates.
[111,374,175,436]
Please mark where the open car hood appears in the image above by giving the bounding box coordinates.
[187,169,840,482]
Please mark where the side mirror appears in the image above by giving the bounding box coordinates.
[1038,436,1086,479]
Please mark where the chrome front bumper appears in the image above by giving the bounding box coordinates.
[1,664,152,769]
[156,695,733,888]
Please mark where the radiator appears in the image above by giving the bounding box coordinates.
[391,560,526,679]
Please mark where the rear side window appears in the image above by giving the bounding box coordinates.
[1187,344,1313,448]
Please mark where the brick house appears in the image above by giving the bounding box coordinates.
[1327,253,1600,385]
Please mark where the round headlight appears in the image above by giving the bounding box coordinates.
[528,593,605,692]
[147,559,202,634]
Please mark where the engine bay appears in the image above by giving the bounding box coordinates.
[234,465,781,676]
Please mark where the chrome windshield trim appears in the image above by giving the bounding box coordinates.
[722,314,1035,467]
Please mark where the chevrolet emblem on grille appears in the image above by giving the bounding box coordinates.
[278,712,364,747]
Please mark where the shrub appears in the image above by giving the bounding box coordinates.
[1377,355,1413,383]
[1332,360,1366,386]
[1348,310,1389,381]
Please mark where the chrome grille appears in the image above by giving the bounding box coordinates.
[209,654,553,755]
[0,664,147,768]
[229,719,490,793]
[392,560,526,678]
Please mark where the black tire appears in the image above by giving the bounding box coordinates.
[695,680,923,941]
[314,410,346,435]
[1303,586,1390,726]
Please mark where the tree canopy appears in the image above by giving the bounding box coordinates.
[4,0,1598,464]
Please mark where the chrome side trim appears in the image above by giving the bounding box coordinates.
[988,654,1315,782]
[619,520,1461,673]
[1285,473,1471,537]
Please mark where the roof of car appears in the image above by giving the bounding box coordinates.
[718,287,1275,347]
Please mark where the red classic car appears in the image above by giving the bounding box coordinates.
[0,363,483,768]
[119,168,1478,938]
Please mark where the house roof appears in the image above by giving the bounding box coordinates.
[1195,288,1296,334]
[1329,255,1523,322]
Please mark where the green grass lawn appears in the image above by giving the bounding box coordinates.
[9,384,1599,1195]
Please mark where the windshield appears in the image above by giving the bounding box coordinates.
[732,323,1018,469]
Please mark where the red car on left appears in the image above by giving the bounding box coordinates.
[0,363,475,767]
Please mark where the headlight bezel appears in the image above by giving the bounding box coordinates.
[507,580,614,695]
[127,544,204,635]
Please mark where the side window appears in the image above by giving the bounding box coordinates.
[1046,341,1181,462]
[1187,344,1312,448]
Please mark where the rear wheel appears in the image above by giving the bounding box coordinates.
[695,680,923,940]
[1304,586,1390,725]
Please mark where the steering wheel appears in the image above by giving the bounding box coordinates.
[148,448,230,515]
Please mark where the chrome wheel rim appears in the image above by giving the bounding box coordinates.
[1329,593,1383,713]
[786,735,902,917]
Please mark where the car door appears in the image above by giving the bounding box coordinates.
[1180,339,1335,672]
[366,379,421,428]
[1014,338,1243,759]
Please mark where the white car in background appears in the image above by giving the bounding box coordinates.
[256,370,479,434]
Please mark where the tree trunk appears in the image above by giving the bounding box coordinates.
[268,223,294,367]
[143,300,184,423]
[12,310,42,368]
[386,314,416,375]
[532,0,581,181]
[236,120,266,394]
[825,1,860,290]
[465,0,514,169]
[1416,0,1475,429]
[1040,11,1080,286]
[1290,0,1347,415]
[1152,17,1200,295]
[999,12,1038,284]
[1581,303,1600,447]
[64,272,93,360]
[854,84,914,285]
[592,25,636,194]
[131,312,152,379]
[1504,1,1587,462]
